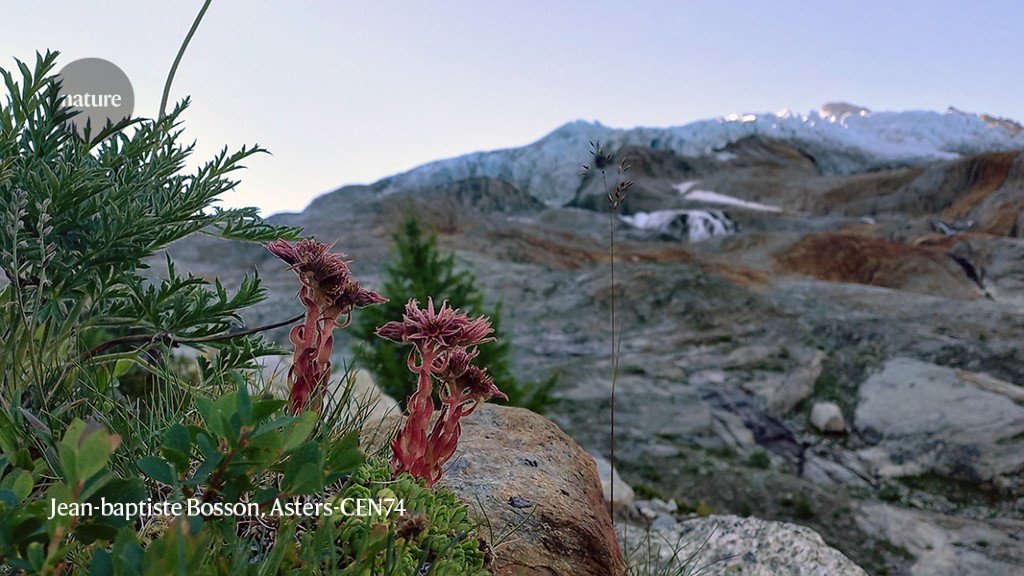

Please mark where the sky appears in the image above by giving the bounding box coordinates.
[4,1,1023,216]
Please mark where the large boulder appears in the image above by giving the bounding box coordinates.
[439,404,627,576]
[359,404,627,575]
[618,514,867,576]
[854,357,1024,493]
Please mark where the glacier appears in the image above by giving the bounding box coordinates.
[374,106,1024,207]
[621,209,737,243]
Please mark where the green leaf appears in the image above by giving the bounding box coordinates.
[325,430,364,479]
[27,541,44,571]
[57,419,87,482]
[77,470,117,504]
[77,427,120,482]
[7,468,33,501]
[164,423,191,454]
[0,489,18,508]
[250,397,288,423]
[113,358,134,377]
[193,395,222,437]
[236,383,252,422]
[254,486,279,504]
[114,527,144,576]
[281,441,322,495]
[283,462,323,496]
[90,547,113,576]
[281,411,318,452]
[246,429,283,454]
[161,424,192,473]
[138,456,176,486]
[186,432,224,485]
[249,414,297,440]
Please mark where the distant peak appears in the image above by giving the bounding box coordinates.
[819,102,871,120]
[948,106,1024,135]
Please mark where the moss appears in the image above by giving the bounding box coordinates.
[633,483,666,501]
[746,450,772,469]
[897,472,1005,506]
[813,371,840,398]
[695,501,715,517]
[706,445,737,460]
[780,491,815,520]
[878,484,902,503]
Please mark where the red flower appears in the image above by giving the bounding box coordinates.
[381,298,504,485]
[268,238,385,413]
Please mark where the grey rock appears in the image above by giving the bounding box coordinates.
[802,454,872,489]
[155,122,1024,576]
[636,498,678,519]
[979,237,1024,305]
[741,348,824,415]
[856,502,1024,576]
[590,452,636,511]
[359,405,628,576]
[649,513,678,532]
[855,357,1024,491]
[711,409,757,449]
[810,401,846,433]
[618,515,868,576]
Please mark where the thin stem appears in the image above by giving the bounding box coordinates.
[600,163,618,523]
[608,203,617,522]
[78,313,303,363]
[159,0,213,119]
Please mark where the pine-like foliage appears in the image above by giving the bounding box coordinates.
[352,215,556,413]
[0,51,301,419]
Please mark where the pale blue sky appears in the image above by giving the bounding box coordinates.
[4,1,1022,215]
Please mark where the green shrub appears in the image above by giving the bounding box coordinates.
[353,214,556,413]
[0,51,297,415]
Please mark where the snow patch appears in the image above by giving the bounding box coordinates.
[676,186,783,213]
[675,180,699,194]
[621,210,736,242]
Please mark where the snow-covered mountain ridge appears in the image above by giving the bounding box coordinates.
[375,105,1024,207]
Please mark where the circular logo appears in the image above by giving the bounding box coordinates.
[56,58,134,139]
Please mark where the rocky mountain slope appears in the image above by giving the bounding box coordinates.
[161,105,1024,575]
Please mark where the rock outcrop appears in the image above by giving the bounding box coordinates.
[855,357,1024,494]
[618,514,868,576]
[856,502,1024,576]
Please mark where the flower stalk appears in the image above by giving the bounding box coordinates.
[377,298,506,485]
[267,239,385,414]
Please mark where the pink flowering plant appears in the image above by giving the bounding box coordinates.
[377,298,507,485]
[267,238,386,414]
